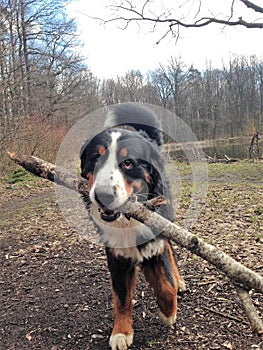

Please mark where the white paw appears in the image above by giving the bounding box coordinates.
[159,311,177,327]
[109,333,134,350]
[178,279,187,293]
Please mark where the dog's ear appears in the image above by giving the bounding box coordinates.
[146,154,174,222]
[105,103,163,147]
[80,138,91,158]
[151,170,174,222]
[80,138,92,177]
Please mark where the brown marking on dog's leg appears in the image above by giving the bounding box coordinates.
[142,243,181,326]
[143,262,177,325]
[111,282,135,337]
[110,272,135,349]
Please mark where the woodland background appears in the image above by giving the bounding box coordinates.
[1,2,263,349]
[1,0,263,174]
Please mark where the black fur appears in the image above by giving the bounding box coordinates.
[105,102,163,146]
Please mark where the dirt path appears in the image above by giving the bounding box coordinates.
[0,172,262,350]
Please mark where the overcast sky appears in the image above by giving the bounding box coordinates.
[67,0,263,79]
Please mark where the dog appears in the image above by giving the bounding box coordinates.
[80,103,185,350]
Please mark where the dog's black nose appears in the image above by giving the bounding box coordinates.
[94,190,115,208]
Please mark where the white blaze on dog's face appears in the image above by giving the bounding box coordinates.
[90,131,130,211]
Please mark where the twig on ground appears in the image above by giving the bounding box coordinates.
[203,306,242,323]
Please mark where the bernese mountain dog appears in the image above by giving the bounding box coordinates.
[80,103,185,350]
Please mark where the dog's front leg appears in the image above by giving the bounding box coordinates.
[106,249,136,350]
[142,241,182,327]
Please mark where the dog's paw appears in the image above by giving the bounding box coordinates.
[159,311,177,327]
[178,279,187,293]
[109,333,133,350]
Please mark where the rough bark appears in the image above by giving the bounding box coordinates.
[123,200,263,294]
[7,151,263,335]
[249,131,260,159]
[235,286,263,335]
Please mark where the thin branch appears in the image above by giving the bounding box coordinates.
[239,0,263,13]
[228,0,236,22]
[203,306,243,323]
[105,13,263,31]
[141,0,150,17]
[106,1,263,32]
[193,0,202,20]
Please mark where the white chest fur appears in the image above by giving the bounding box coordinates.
[90,205,164,262]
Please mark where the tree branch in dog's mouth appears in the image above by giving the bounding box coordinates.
[99,207,121,222]
[7,151,263,335]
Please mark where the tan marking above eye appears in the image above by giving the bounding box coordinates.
[120,147,128,157]
[98,145,106,155]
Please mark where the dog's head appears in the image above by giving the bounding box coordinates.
[80,127,164,224]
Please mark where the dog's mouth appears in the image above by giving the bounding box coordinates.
[98,207,121,222]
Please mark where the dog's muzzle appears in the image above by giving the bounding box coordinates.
[94,191,121,222]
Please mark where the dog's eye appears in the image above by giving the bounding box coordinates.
[120,159,134,170]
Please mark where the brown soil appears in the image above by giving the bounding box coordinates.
[0,173,263,350]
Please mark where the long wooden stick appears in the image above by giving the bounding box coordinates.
[7,151,263,335]
[6,152,89,195]
[235,286,263,335]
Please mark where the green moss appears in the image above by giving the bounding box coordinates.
[0,219,12,229]
[5,169,35,184]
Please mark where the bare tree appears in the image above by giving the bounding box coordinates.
[0,0,99,172]
[0,0,87,132]
[97,55,263,141]
[121,69,144,101]
[101,70,156,105]
[149,68,174,109]
[105,0,263,43]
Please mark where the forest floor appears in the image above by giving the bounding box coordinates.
[0,160,263,350]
